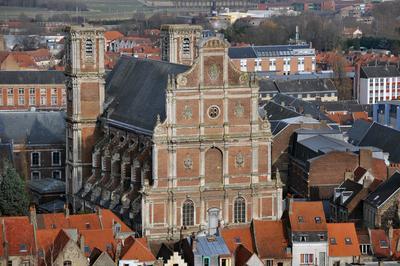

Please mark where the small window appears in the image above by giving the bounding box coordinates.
[52,171,61,179]
[298,216,304,223]
[221,259,227,266]
[300,235,307,242]
[31,171,40,180]
[380,240,388,248]
[319,234,325,241]
[345,237,352,245]
[19,243,28,252]
[203,257,210,266]
[182,37,190,55]
[31,152,40,166]
[52,151,61,166]
[315,217,321,223]
[63,261,72,266]
[84,245,90,253]
[85,222,91,229]
[330,238,336,244]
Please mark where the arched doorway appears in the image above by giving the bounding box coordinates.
[205,147,223,184]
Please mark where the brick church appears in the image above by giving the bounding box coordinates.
[64,24,282,240]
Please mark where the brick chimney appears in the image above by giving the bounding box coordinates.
[359,148,373,170]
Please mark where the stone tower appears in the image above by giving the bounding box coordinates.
[64,24,105,201]
[161,24,203,66]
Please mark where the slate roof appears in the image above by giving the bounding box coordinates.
[347,119,372,145]
[194,236,230,257]
[357,122,400,163]
[299,135,358,154]
[0,111,65,145]
[228,44,312,59]
[360,65,400,79]
[0,71,65,84]
[259,100,300,121]
[28,178,65,194]
[274,78,337,93]
[259,79,279,93]
[104,56,189,134]
[365,172,400,208]
[334,179,363,206]
[316,100,371,113]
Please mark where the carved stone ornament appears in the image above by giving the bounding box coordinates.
[182,105,193,120]
[184,155,193,170]
[209,64,220,81]
[234,101,245,118]
[239,73,248,84]
[235,152,244,168]
[177,75,187,86]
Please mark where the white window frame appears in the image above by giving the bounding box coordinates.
[255,58,262,72]
[40,88,46,106]
[31,152,41,166]
[52,170,62,179]
[269,58,276,71]
[52,151,61,166]
[31,171,41,180]
[240,59,247,71]
[7,88,13,106]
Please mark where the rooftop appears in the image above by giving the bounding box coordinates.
[360,65,400,78]
[365,172,400,208]
[0,70,65,84]
[327,223,360,257]
[288,201,327,232]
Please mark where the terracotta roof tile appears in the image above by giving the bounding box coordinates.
[234,244,253,266]
[11,52,37,68]
[80,229,117,257]
[253,220,290,259]
[289,201,327,232]
[2,217,35,256]
[120,237,156,262]
[221,226,254,254]
[42,230,71,266]
[369,229,390,258]
[0,223,3,256]
[101,209,132,232]
[37,229,61,252]
[327,223,360,257]
[390,229,400,259]
[105,31,124,41]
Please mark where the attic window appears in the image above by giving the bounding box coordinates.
[19,244,28,252]
[345,237,352,245]
[300,235,307,242]
[234,237,241,244]
[84,245,90,253]
[380,240,388,248]
[319,234,325,241]
[85,222,91,229]
[51,223,56,229]
[315,217,321,224]
[106,243,112,251]
[330,238,337,245]
[298,216,304,223]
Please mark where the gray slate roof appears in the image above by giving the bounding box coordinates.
[365,172,400,208]
[193,236,230,257]
[0,111,65,144]
[228,44,311,59]
[347,119,372,145]
[104,56,189,134]
[273,78,337,93]
[299,135,359,154]
[28,178,65,194]
[0,71,65,84]
[260,100,300,121]
[360,65,400,79]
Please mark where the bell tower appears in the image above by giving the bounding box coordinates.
[161,24,203,66]
[64,24,105,200]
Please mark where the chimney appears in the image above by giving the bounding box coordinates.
[288,198,294,215]
[359,149,373,170]
[29,205,37,229]
[97,207,104,229]
[64,204,70,218]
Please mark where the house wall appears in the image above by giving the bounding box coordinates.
[328,256,357,266]
[292,241,329,266]
[54,240,88,266]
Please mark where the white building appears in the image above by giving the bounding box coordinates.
[359,65,400,104]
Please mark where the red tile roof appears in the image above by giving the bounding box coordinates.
[354,166,368,182]
[11,52,37,68]
[120,237,156,262]
[2,217,36,256]
[221,226,254,254]
[253,220,290,259]
[42,230,71,266]
[327,223,360,257]
[80,229,117,257]
[390,229,400,259]
[37,229,61,252]
[105,31,124,41]
[234,244,253,266]
[369,229,390,258]
[288,201,327,232]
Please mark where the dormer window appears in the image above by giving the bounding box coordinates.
[298,216,304,223]
[345,237,352,245]
[380,240,388,248]
[19,243,28,252]
[315,217,321,224]
[330,238,337,245]
[85,222,91,229]
[85,39,93,57]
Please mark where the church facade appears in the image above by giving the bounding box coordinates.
[65,24,282,240]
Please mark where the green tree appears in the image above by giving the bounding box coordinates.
[0,162,29,216]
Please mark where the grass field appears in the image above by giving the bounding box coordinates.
[0,0,155,21]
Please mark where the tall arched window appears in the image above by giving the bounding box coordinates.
[182,199,194,226]
[234,197,246,223]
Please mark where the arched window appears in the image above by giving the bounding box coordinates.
[182,200,194,226]
[234,197,246,223]
[85,39,93,56]
[182,37,190,55]
[63,261,72,266]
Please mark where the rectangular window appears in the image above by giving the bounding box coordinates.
[52,151,61,166]
[255,58,262,72]
[18,88,25,105]
[31,152,40,166]
[31,171,40,180]
[0,88,3,106]
[29,88,35,105]
[52,171,61,179]
[51,88,57,105]
[240,59,247,71]
[221,259,227,266]
[300,254,314,264]
[203,257,210,266]
[266,260,274,266]
[7,88,13,106]
[62,89,66,105]
[40,88,46,105]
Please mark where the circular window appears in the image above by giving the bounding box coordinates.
[208,105,220,119]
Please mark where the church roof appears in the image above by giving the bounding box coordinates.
[105,56,189,134]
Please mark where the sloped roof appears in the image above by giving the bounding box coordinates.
[2,217,35,256]
[104,31,124,41]
[365,172,400,208]
[299,135,358,154]
[260,101,300,122]
[360,65,400,79]
[194,236,230,257]
[288,201,327,232]
[37,228,61,253]
[357,122,400,163]
[347,119,372,145]
[28,178,65,194]
[221,226,254,254]
[334,179,363,206]
[120,237,156,262]
[228,44,311,59]
[80,229,116,257]
[253,220,290,259]
[327,223,360,257]
[0,70,65,84]
[105,56,189,133]
[274,78,337,93]
[43,230,71,266]
[234,244,254,266]
[0,111,65,145]
[369,229,390,258]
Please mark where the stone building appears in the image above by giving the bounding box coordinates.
[66,24,282,240]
